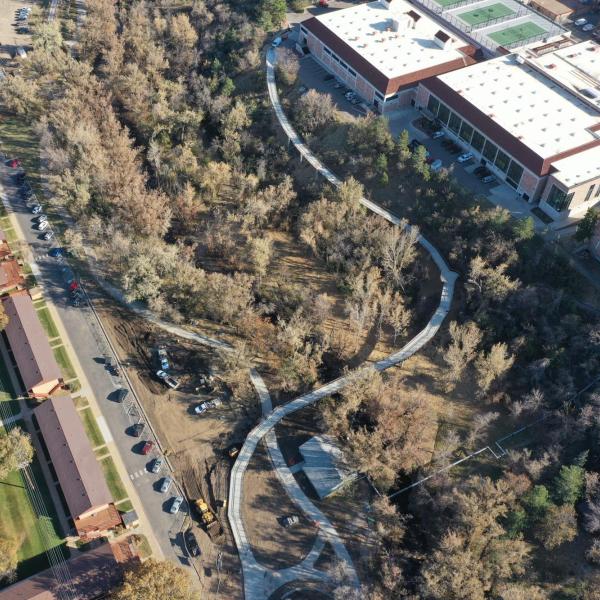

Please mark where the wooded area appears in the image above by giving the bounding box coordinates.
[1,0,599,597]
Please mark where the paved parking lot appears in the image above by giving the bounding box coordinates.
[0,0,35,62]
[285,0,364,25]
[296,53,367,117]
[385,108,548,229]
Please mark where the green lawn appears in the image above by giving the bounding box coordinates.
[488,21,546,46]
[79,407,105,448]
[99,456,128,503]
[94,447,110,459]
[115,499,134,513]
[36,307,60,340]
[73,396,89,409]
[458,2,514,26]
[52,346,77,381]
[0,456,67,580]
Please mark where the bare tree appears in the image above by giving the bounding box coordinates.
[275,49,299,86]
[248,236,272,283]
[295,89,335,134]
[442,321,482,389]
[379,222,419,291]
[476,343,514,395]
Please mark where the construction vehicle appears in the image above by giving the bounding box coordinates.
[156,370,180,390]
[194,497,222,538]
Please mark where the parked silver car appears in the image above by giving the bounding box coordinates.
[160,476,173,494]
[170,495,184,514]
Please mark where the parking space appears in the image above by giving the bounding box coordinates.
[385,110,548,228]
[285,0,365,25]
[569,11,600,39]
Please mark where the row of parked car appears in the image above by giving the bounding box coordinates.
[127,420,184,514]
[432,134,497,184]
[14,6,31,57]
[324,74,363,105]
[573,17,597,33]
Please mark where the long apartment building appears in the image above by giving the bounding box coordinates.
[35,396,122,539]
[416,40,600,220]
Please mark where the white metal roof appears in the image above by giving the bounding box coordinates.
[550,145,600,187]
[437,47,600,158]
[314,0,471,81]
[299,435,355,499]
[524,40,600,110]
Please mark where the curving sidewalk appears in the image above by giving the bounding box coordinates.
[224,48,458,600]
[249,370,359,596]
[51,46,458,600]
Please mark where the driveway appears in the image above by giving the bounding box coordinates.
[0,164,191,567]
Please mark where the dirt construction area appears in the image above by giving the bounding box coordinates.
[94,295,255,599]
[0,0,35,63]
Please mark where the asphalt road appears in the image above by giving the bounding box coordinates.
[0,162,192,567]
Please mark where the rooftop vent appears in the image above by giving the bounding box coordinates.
[392,13,415,31]
[433,30,451,50]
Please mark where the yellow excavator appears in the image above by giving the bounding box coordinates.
[194,497,221,539]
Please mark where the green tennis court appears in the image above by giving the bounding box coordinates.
[458,2,514,26]
[489,21,546,45]
[433,0,463,7]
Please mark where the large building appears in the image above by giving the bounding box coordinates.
[416,39,600,220]
[1,290,63,397]
[299,0,479,112]
[0,541,132,600]
[35,396,122,539]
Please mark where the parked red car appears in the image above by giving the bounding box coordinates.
[141,441,154,455]
[7,158,21,168]
[68,280,79,292]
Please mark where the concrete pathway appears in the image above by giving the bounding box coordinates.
[222,48,458,600]
[246,370,357,596]
[1,43,457,600]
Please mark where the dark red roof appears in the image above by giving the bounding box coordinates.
[303,16,478,95]
[0,542,122,600]
[1,291,62,394]
[35,396,114,520]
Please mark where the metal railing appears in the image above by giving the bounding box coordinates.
[466,7,528,32]
[410,0,567,53]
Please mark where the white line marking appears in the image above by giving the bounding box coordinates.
[96,416,113,444]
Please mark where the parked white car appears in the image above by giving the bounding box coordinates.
[170,495,184,514]
[582,23,594,32]
[457,152,473,163]
[430,159,443,171]
[271,37,282,48]
[574,18,587,27]
[37,220,49,231]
